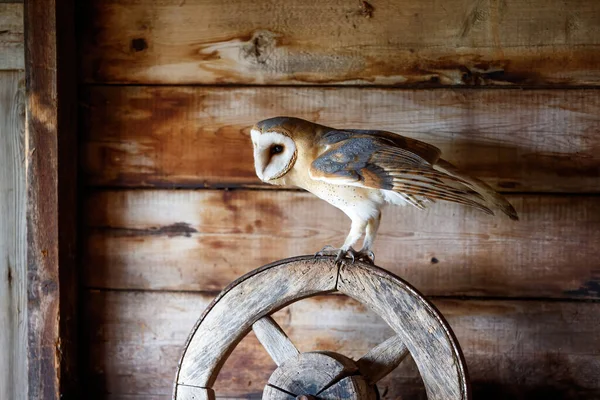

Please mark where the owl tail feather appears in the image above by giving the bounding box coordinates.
[434,159,519,221]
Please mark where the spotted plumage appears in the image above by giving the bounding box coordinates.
[251,117,518,262]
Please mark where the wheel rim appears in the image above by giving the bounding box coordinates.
[173,256,470,400]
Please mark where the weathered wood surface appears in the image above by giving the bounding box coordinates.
[317,376,374,400]
[177,258,337,387]
[265,352,377,400]
[174,386,215,400]
[252,316,300,367]
[266,352,359,396]
[176,258,467,399]
[0,71,26,400]
[84,190,600,299]
[79,0,600,85]
[262,386,289,400]
[85,290,600,399]
[337,262,469,400]
[81,86,600,192]
[356,335,409,385]
[25,0,79,397]
[0,4,23,70]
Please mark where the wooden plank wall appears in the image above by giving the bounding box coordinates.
[0,3,26,400]
[0,3,23,70]
[79,1,600,399]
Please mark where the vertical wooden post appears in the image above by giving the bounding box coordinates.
[0,71,26,400]
[24,0,79,398]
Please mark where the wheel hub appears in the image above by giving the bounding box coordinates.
[263,351,378,399]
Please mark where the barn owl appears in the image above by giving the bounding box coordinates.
[250,117,518,263]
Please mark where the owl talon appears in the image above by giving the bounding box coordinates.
[357,250,375,264]
[334,247,359,265]
[314,245,340,259]
[315,246,360,265]
[314,245,338,258]
[335,249,347,265]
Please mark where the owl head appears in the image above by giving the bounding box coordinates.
[250,117,300,183]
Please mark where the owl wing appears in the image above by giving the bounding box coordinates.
[309,130,518,219]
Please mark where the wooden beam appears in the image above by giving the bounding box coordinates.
[24,0,78,398]
[0,4,24,70]
[84,290,600,399]
[79,0,600,86]
[0,71,26,400]
[84,190,600,299]
[81,86,600,192]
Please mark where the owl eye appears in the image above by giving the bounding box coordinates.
[270,144,284,155]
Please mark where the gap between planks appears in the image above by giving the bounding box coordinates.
[81,83,600,90]
[84,286,600,304]
[83,186,600,197]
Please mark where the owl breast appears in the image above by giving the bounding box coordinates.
[303,180,386,222]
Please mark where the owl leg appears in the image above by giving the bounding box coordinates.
[341,218,367,251]
[314,219,367,263]
[332,218,368,263]
[357,211,381,263]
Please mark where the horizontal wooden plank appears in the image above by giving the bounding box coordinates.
[85,290,600,399]
[84,190,600,299]
[82,86,600,192]
[79,0,600,85]
[0,4,24,70]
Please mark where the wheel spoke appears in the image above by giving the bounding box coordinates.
[356,334,409,384]
[253,315,300,366]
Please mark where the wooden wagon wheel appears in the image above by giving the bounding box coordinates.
[173,256,471,400]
